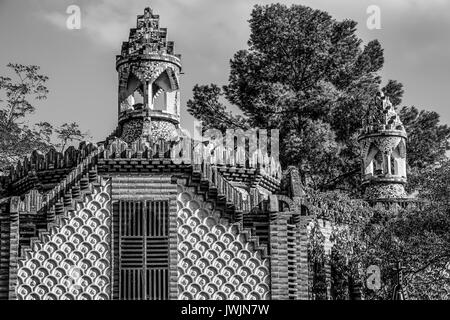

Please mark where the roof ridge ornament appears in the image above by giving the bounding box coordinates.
[363,91,405,134]
[115,7,182,145]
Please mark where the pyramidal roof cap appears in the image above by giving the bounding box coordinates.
[118,7,180,59]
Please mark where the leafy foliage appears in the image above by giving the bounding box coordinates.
[308,220,328,300]
[187,3,449,194]
[187,84,248,132]
[305,190,382,299]
[186,5,450,299]
[400,107,450,170]
[187,4,403,192]
[55,122,90,153]
[0,64,51,171]
[359,205,450,300]
[0,64,89,173]
[0,63,49,124]
[304,187,450,300]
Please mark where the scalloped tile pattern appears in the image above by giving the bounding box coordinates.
[16,183,112,300]
[176,184,270,300]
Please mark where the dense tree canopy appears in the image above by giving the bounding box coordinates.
[400,106,450,170]
[306,185,450,300]
[187,4,450,194]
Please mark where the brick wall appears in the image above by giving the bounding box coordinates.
[269,212,289,299]
[0,201,20,300]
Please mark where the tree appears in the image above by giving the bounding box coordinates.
[407,158,450,205]
[187,3,449,193]
[0,63,49,126]
[302,185,450,300]
[55,122,90,153]
[187,84,248,132]
[187,4,403,192]
[357,204,450,300]
[0,63,50,171]
[303,189,377,300]
[399,106,450,170]
[0,64,90,173]
[308,220,328,300]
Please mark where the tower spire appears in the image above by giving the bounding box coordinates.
[115,7,182,144]
[359,92,408,200]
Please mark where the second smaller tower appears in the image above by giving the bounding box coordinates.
[359,92,408,200]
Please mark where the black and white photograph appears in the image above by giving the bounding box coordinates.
[0,0,449,306]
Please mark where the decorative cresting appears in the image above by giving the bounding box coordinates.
[5,142,97,195]
[16,180,112,300]
[116,7,182,145]
[359,92,408,199]
[176,183,270,300]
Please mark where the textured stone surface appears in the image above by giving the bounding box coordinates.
[16,182,112,300]
[149,121,178,142]
[120,119,144,144]
[176,184,270,300]
[363,93,405,131]
[374,136,402,154]
[119,119,179,144]
[116,7,182,125]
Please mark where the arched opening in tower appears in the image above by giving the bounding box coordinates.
[152,85,166,111]
[151,69,178,114]
[133,89,144,108]
[120,73,145,112]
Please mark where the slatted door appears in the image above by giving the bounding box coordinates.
[118,200,169,300]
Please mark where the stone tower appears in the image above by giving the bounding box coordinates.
[116,7,182,144]
[359,92,408,200]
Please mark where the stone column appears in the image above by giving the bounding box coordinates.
[268,197,290,299]
[386,153,392,175]
[146,81,153,110]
